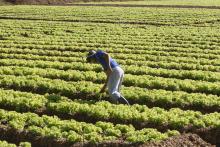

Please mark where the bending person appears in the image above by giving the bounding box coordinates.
[86,50,129,105]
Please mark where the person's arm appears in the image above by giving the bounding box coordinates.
[99,52,112,93]
[103,52,113,76]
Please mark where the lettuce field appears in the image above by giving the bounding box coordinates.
[0,4,220,147]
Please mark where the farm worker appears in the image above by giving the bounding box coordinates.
[86,50,130,105]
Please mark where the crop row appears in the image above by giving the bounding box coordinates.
[1,51,220,73]
[0,88,220,132]
[1,33,220,54]
[1,45,220,61]
[0,6,220,26]
[5,33,220,49]
[1,26,220,50]
[3,59,220,83]
[0,140,31,147]
[1,54,218,82]
[1,41,219,58]
[1,19,220,52]
[1,58,220,93]
[0,74,219,113]
[2,48,220,67]
[1,43,220,63]
[0,108,179,144]
[1,32,220,55]
[1,44,220,63]
[5,25,220,44]
[2,26,219,48]
[2,65,220,96]
[0,54,220,71]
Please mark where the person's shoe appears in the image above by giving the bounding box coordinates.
[118,96,130,105]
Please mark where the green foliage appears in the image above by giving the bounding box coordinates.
[19,142,32,147]
[0,5,220,145]
[0,109,179,143]
[0,140,31,147]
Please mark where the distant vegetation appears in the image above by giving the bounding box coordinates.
[1,0,138,5]
[1,0,220,5]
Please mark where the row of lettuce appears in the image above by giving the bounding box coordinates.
[0,74,219,113]
[0,19,220,54]
[1,46,220,72]
[1,51,220,73]
[1,47,220,68]
[0,108,179,143]
[1,37,220,57]
[0,6,220,26]
[1,48,220,74]
[0,140,31,147]
[0,62,220,103]
[1,22,219,68]
[1,51,220,83]
[1,65,220,96]
[1,30,219,56]
[1,46,220,61]
[0,88,220,130]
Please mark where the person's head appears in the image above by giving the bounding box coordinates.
[86,50,97,63]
